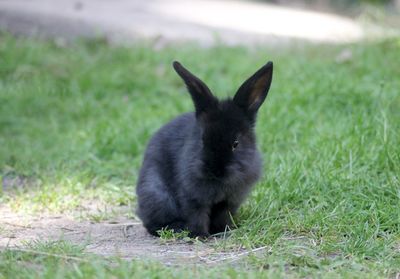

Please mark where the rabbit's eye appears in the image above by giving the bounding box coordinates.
[232,140,239,151]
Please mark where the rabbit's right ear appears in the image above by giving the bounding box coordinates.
[173,61,217,116]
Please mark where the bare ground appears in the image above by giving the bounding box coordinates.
[0,203,266,265]
[0,0,370,47]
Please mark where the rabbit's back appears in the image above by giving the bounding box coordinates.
[139,112,196,171]
[136,113,197,234]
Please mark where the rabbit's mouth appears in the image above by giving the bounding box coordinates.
[202,163,228,180]
[202,148,235,180]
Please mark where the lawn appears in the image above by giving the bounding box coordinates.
[0,32,399,278]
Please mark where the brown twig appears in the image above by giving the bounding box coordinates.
[1,222,33,229]
[200,245,271,265]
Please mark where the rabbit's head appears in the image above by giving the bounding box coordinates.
[173,61,273,179]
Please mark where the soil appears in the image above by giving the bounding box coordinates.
[0,203,264,265]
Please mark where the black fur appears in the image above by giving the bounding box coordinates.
[136,61,273,237]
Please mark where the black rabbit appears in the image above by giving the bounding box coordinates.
[136,61,273,237]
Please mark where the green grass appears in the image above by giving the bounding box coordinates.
[0,32,399,277]
[0,240,389,279]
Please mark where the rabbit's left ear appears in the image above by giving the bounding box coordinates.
[233,61,273,119]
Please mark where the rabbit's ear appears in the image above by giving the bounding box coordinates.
[173,61,217,116]
[233,61,273,119]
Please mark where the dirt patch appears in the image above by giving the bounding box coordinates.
[0,204,265,265]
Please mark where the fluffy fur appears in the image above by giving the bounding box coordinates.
[136,61,273,237]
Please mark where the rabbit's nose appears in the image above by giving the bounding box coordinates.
[211,166,227,178]
[214,169,224,177]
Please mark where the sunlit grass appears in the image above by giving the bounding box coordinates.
[0,33,399,277]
